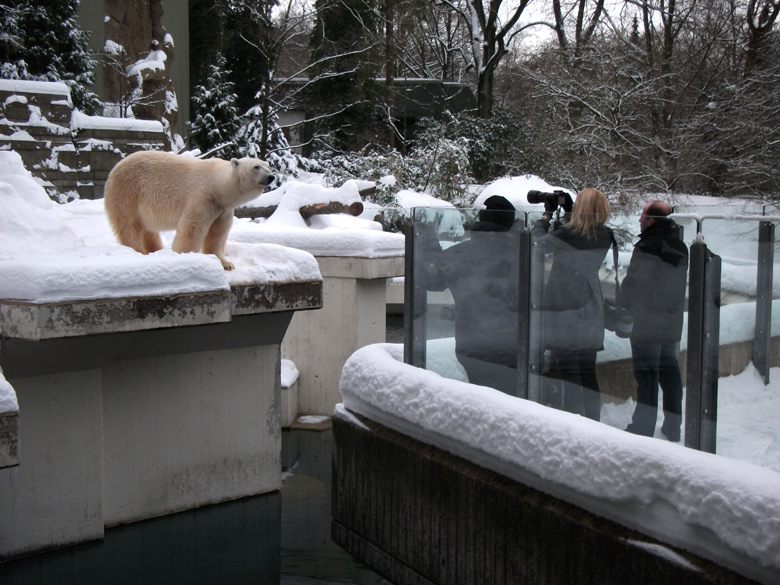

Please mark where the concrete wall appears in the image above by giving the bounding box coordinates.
[0,370,105,554]
[0,281,322,560]
[101,345,281,526]
[0,413,19,470]
[283,256,404,417]
[0,80,165,200]
[598,337,780,402]
[0,320,287,559]
[332,413,762,585]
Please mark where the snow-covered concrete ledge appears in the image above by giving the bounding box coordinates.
[0,149,324,338]
[231,179,406,415]
[0,244,323,341]
[0,373,19,470]
[338,343,780,585]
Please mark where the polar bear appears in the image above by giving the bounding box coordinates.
[104,151,275,270]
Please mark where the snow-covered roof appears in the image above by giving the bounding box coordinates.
[0,79,71,97]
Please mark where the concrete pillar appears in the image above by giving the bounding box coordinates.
[0,370,104,558]
[0,281,322,560]
[101,345,282,526]
[282,256,403,417]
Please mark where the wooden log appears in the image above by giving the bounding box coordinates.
[234,200,364,220]
[300,201,364,218]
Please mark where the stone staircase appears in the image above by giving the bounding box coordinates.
[0,79,165,201]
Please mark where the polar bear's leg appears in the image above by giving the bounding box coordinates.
[142,230,164,254]
[172,219,210,254]
[203,212,235,270]
[110,213,158,255]
[171,206,218,258]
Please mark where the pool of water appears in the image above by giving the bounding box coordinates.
[0,428,390,585]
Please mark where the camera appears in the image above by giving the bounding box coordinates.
[527,190,573,209]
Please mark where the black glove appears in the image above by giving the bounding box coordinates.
[544,198,558,214]
[561,193,574,213]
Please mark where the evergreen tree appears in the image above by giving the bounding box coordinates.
[188,53,242,158]
[0,0,100,114]
[238,105,300,178]
[223,1,277,116]
[307,0,383,153]
[0,3,27,78]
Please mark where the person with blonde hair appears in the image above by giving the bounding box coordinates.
[566,187,611,238]
[531,188,613,420]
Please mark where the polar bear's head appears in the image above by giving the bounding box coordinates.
[231,157,275,192]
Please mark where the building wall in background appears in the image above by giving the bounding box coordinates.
[78,0,189,140]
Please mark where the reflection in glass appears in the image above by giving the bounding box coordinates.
[530,188,613,421]
[407,204,779,471]
[416,198,520,395]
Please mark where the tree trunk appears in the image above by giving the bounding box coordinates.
[477,65,494,118]
[386,0,396,149]
[235,200,365,220]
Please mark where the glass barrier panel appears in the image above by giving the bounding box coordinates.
[700,216,778,344]
[528,211,689,442]
[699,217,780,472]
[409,206,523,395]
[675,200,771,217]
[406,206,780,471]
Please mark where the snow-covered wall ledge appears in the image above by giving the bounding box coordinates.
[338,343,780,585]
[0,149,324,339]
[0,262,321,343]
[0,243,322,341]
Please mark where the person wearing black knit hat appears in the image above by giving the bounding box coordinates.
[422,195,520,395]
[478,195,516,230]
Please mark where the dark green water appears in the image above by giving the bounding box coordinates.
[0,428,389,585]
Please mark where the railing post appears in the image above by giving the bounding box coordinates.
[685,240,721,453]
[516,229,532,399]
[526,232,546,404]
[404,220,426,368]
[753,221,775,384]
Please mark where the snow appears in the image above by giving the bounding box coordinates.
[281,359,300,389]
[474,174,573,209]
[338,344,780,585]
[0,375,15,413]
[0,149,402,413]
[0,131,777,582]
[0,79,71,101]
[103,40,123,56]
[231,179,405,257]
[70,110,163,133]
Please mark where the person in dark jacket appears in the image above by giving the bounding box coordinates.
[619,201,689,441]
[532,188,612,420]
[424,195,520,395]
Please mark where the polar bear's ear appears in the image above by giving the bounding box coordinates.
[230,158,240,168]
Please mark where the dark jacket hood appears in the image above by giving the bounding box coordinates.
[638,220,687,267]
